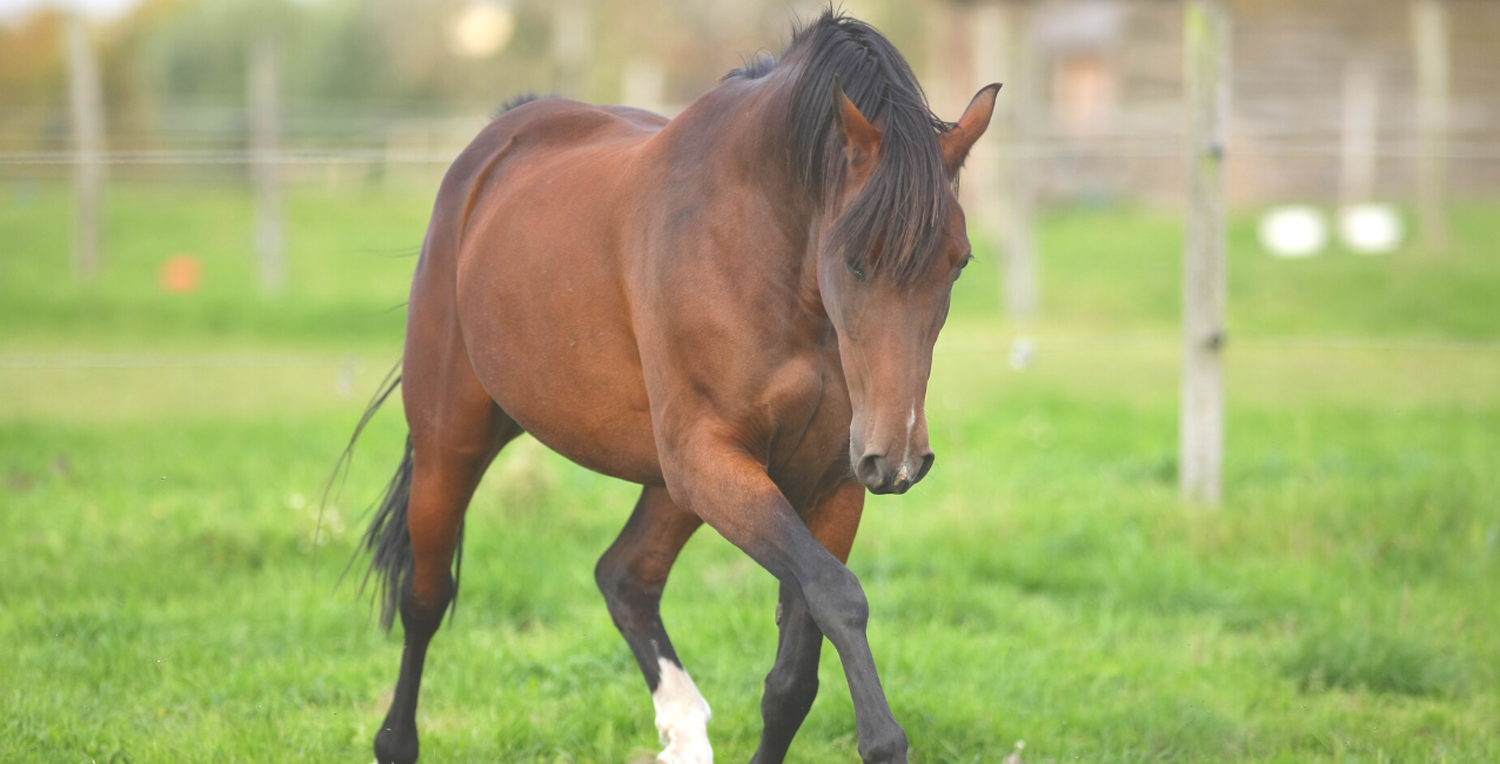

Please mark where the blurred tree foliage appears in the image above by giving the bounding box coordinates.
[0,0,925,148]
[4,0,542,130]
[0,10,69,149]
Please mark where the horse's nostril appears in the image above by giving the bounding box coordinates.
[856,453,889,491]
[915,452,935,483]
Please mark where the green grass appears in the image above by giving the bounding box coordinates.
[2,180,1498,762]
[0,180,427,349]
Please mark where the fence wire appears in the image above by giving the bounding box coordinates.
[7,142,1500,166]
[5,334,1498,371]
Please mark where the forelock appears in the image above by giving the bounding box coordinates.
[783,11,955,284]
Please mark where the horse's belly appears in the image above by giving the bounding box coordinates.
[456,211,662,486]
[471,321,662,485]
[504,390,662,487]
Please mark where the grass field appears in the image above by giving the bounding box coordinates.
[2,179,1498,763]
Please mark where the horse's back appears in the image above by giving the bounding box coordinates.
[414,99,669,486]
[434,98,665,241]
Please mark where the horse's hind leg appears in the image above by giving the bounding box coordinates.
[595,486,709,764]
[374,347,520,764]
[752,480,864,764]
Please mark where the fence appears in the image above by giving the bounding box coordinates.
[4,0,1500,506]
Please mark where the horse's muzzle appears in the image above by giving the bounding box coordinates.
[855,451,935,495]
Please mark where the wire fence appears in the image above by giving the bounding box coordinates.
[6,140,1500,166]
[6,333,1499,372]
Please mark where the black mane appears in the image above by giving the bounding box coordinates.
[724,50,777,81]
[491,91,548,120]
[730,11,954,284]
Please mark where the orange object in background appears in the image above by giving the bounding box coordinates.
[160,255,202,293]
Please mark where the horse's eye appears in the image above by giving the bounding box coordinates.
[956,253,974,279]
[846,261,868,282]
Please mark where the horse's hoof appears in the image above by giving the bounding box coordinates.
[374,726,419,764]
[656,738,714,764]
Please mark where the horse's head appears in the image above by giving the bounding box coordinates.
[816,82,999,495]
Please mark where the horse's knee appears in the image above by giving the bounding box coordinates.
[803,565,869,637]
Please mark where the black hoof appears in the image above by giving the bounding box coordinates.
[374,725,419,764]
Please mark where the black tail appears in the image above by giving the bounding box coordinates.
[359,434,416,631]
[325,363,466,632]
[358,435,467,631]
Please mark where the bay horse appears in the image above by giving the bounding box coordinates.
[353,11,998,764]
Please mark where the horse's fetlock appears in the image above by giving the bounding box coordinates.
[374,724,420,764]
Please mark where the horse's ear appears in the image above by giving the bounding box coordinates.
[832,77,882,174]
[939,83,1002,176]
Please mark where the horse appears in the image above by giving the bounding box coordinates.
[350,11,998,764]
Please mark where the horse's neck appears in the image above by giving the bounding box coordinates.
[699,74,808,209]
[659,73,828,323]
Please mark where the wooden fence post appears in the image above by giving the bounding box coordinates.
[966,2,1004,260]
[996,1,1039,324]
[1339,55,1380,209]
[66,13,105,283]
[1411,0,1450,250]
[553,0,592,99]
[248,33,284,293]
[1181,1,1230,506]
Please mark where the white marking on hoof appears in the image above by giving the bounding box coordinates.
[652,657,713,764]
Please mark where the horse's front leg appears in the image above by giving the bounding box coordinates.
[669,448,906,764]
[751,480,865,764]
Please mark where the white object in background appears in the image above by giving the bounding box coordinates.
[623,58,665,114]
[1009,336,1036,371]
[1338,204,1404,254]
[451,1,515,60]
[1258,206,1328,258]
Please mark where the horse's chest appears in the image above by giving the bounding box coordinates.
[758,360,853,499]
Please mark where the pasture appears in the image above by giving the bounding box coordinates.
[2,180,1497,762]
